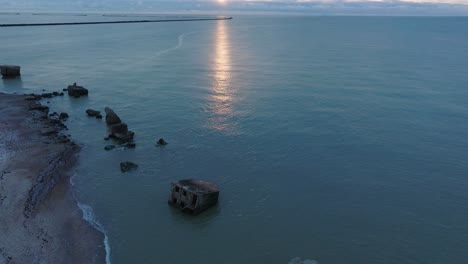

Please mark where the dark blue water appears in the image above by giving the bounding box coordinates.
[1,15,468,264]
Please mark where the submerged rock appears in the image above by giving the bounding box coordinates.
[67,83,88,97]
[156,138,168,146]
[104,145,116,151]
[104,107,121,125]
[120,161,138,173]
[124,141,136,148]
[85,109,100,117]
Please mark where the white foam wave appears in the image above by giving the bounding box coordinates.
[288,257,319,264]
[153,31,197,58]
[77,202,112,264]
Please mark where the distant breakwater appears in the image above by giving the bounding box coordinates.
[0,16,232,27]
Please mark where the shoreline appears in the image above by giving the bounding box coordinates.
[0,92,106,263]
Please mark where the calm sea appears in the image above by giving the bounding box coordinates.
[1,14,468,264]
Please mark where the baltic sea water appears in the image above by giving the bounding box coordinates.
[1,14,468,264]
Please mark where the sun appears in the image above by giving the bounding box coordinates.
[217,0,226,4]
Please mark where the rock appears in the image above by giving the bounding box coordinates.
[104,107,121,125]
[120,161,138,173]
[0,65,21,78]
[85,109,101,117]
[104,145,116,151]
[111,123,128,134]
[67,83,88,97]
[96,114,103,119]
[56,135,69,144]
[41,93,53,98]
[59,113,69,120]
[52,92,59,96]
[157,138,168,146]
[113,131,134,142]
[29,104,49,112]
[25,95,40,101]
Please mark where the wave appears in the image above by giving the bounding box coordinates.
[153,31,198,58]
[77,202,112,264]
[288,257,319,264]
[70,170,112,264]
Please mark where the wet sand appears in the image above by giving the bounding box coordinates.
[0,93,105,263]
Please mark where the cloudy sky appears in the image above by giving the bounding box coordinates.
[1,0,468,15]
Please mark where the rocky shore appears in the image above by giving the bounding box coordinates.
[0,93,105,263]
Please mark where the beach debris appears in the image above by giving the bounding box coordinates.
[120,161,138,173]
[104,145,116,151]
[0,65,21,78]
[41,127,57,136]
[168,179,219,215]
[156,138,168,146]
[59,112,69,120]
[85,109,101,117]
[104,107,121,125]
[67,83,88,97]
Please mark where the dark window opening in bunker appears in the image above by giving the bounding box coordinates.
[183,190,187,196]
[175,186,180,192]
[180,202,185,207]
[191,195,198,206]
[172,198,177,204]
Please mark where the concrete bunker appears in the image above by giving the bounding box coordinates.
[1,65,21,78]
[168,179,219,215]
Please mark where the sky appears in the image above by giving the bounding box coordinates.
[1,0,468,15]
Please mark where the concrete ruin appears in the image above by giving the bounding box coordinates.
[168,179,219,215]
[0,65,21,78]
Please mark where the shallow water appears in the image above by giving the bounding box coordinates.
[1,15,468,264]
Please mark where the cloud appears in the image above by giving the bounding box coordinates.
[1,0,468,15]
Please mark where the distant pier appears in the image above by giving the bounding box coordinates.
[0,16,232,27]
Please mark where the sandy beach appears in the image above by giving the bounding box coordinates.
[0,93,105,263]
